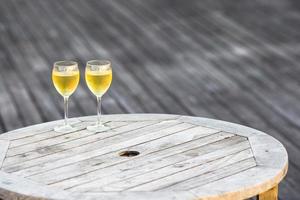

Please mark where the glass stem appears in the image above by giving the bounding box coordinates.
[64,96,69,126]
[97,96,102,126]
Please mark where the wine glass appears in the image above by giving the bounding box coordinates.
[52,61,80,133]
[85,60,112,132]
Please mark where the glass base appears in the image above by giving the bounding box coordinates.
[87,123,110,133]
[54,124,77,133]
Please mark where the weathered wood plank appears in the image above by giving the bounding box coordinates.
[31,129,226,186]
[248,135,288,170]
[6,120,184,175]
[189,167,280,200]
[6,121,126,156]
[25,122,195,182]
[3,120,160,168]
[179,116,265,137]
[68,136,248,192]
[8,121,127,148]
[53,131,230,190]
[120,151,255,192]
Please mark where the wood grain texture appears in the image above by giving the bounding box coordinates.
[64,133,238,192]
[0,114,288,200]
[258,185,278,200]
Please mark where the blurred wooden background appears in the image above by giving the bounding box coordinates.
[0,0,299,199]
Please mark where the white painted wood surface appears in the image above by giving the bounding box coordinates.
[0,114,288,200]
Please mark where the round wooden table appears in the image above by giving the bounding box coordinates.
[0,114,288,200]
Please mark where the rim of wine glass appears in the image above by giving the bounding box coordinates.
[86,59,111,67]
[54,60,78,67]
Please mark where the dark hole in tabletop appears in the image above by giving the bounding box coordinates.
[119,150,140,157]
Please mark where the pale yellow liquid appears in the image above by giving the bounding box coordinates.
[85,70,112,96]
[52,71,80,97]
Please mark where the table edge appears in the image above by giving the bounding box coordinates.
[0,114,289,200]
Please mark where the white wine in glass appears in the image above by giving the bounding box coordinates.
[52,61,80,133]
[85,60,112,132]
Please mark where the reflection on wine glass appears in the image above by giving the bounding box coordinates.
[52,61,80,133]
[85,60,112,132]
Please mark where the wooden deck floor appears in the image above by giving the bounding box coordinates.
[0,0,299,199]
